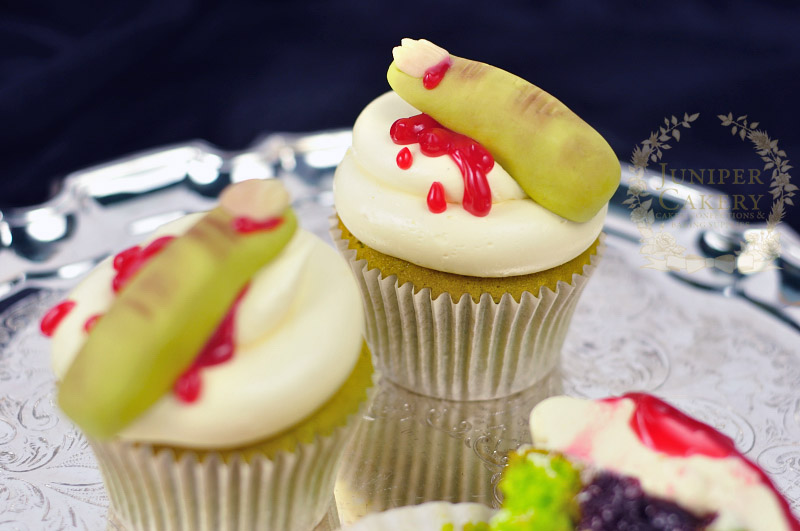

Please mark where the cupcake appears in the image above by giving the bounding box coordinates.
[41,180,373,531]
[332,38,619,400]
[341,394,800,531]
[493,394,800,530]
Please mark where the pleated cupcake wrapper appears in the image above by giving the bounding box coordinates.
[343,502,496,531]
[331,216,603,400]
[93,419,358,531]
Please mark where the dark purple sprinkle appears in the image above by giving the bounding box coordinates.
[577,472,717,531]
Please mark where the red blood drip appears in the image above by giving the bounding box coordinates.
[617,393,737,459]
[173,286,249,403]
[112,236,175,293]
[113,246,140,271]
[83,314,102,333]
[174,368,201,403]
[233,216,284,234]
[606,393,800,530]
[390,114,494,217]
[427,182,447,213]
[422,58,452,89]
[396,147,413,169]
[40,301,76,337]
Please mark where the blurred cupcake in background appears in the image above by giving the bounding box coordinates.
[491,393,800,531]
[333,38,618,400]
[43,180,373,531]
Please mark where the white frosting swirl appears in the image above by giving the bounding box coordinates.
[530,396,793,531]
[333,91,606,277]
[51,215,364,448]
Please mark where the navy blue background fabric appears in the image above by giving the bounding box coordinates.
[1,0,798,228]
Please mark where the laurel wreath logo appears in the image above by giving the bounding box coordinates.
[626,112,795,273]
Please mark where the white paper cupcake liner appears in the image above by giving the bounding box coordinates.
[92,419,359,530]
[342,502,496,530]
[331,217,602,400]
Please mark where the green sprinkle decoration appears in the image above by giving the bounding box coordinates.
[489,450,582,531]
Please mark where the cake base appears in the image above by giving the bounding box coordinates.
[93,344,373,531]
[332,216,603,401]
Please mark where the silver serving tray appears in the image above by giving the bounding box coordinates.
[1,133,799,529]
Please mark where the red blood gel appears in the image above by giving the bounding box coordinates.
[112,266,137,293]
[390,114,440,144]
[83,314,102,333]
[40,301,76,337]
[390,113,494,217]
[396,147,413,169]
[603,393,738,460]
[233,216,284,234]
[193,298,239,368]
[620,392,736,459]
[606,393,800,531]
[451,150,492,217]
[174,368,201,403]
[173,286,249,403]
[427,182,447,213]
[418,128,449,156]
[422,58,452,89]
[113,246,140,271]
[112,236,175,293]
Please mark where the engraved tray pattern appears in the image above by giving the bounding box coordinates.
[0,135,798,529]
